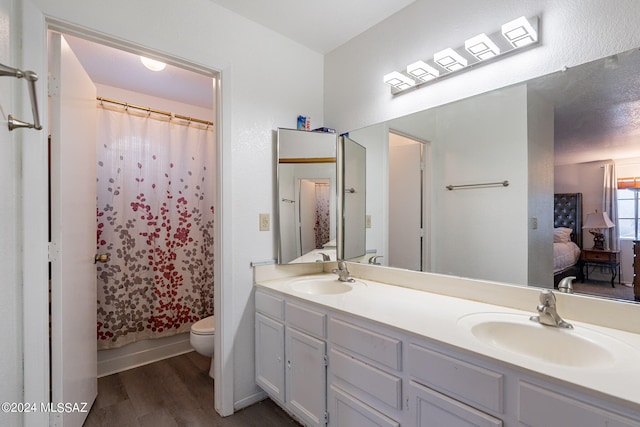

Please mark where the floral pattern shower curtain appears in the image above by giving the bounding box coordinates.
[314,182,331,248]
[96,106,215,349]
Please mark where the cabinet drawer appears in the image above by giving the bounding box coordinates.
[286,301,326,338]
[408,343,503,413]
[409,381,502,427]
[582,251,616,262]
[519,382,639,427]
[329,385,400,427]
[330,348,402,410]
[255,290,284,320]
[329,318,402,371]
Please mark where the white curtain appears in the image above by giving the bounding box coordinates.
[96,106,215,349]
[603,162,620,251]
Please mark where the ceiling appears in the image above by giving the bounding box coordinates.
[529,48,640,165]
[207,0,416,54]
[64,34,214,109]
[63,0,415,110]
[62,3,640,166]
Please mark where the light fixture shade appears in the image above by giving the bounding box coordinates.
[407,60,440,81]
[583,211,615,229]
[383,71,415,91]
[140,56,167,72]
[433,48,468,72]
[501,16,538,48]
[465,33,501,60]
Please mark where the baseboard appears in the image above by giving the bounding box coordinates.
[234,390,268,411]
[97,333,194,377]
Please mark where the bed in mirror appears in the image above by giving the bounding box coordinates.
[344,46,640,303]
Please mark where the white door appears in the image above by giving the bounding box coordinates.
[389,133,423,271]
[299,179,318,255]
[49,32,98,427]
[341,137,366,260]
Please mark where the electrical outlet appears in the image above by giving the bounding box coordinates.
[259,213,270,231]
[531,217,538,230]
[365,215,372,228]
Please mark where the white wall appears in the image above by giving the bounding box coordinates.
[432,85,528,285]
[0,0,23,425]
[14,0,324,417]
[325,0,640,133]
[349,86,531,285]
[527,90,555,287]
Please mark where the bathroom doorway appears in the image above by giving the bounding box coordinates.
[48,29,218,426]
[388,130,431,271]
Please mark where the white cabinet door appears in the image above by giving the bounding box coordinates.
[286,326,327,427]
[408,381,502,427]
[255,313,285,403]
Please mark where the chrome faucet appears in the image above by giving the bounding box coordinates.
[530,290,573,329]
[368,255,383,265]
[332,261,355,283]
[557,276,575,294]
[318,252,331,262]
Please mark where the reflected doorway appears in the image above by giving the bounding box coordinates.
[388,131,430,271]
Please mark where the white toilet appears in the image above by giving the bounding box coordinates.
[190,315,215,357]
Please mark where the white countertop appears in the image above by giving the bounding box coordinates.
[255,272,640,410]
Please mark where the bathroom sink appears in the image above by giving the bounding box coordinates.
[457,312,632,368]
[288,276,364,295]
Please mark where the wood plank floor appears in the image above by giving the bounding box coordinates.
[84,352,301,427]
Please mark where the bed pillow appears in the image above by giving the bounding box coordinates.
[553,227,573,243]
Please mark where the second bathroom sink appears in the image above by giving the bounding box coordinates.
[457,312,635,368]
[288,275,365,295]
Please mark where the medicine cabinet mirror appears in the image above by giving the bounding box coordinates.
[277,128,338,264]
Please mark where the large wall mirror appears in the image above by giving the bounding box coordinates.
[277,128,338,264]
[345,46,640,304]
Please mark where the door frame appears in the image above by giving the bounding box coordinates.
[388,129,432,271]
[20,6,232,425]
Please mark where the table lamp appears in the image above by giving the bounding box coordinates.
[582,211,615,250]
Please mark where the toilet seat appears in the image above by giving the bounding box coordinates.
[191,315,215,335]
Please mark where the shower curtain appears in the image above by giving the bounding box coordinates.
[314,182,331,248]
[96,105,215,349]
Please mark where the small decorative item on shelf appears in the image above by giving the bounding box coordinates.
[297,115,311,131]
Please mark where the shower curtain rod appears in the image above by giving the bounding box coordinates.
[96,96,214,127]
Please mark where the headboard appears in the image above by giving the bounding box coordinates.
[554,193,583,248]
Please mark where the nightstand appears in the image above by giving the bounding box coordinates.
[579,249,620,287]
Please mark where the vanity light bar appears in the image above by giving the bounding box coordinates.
[384,16,539,95]
[465,33,501,61]
[502,16,538,48]
[433,48,468,72]
[407,60,440,81]
[383,71,416,91]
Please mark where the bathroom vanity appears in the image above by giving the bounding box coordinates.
[254,264,640,427]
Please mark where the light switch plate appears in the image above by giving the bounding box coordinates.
[259,213,270,231]
[365,215,372,228]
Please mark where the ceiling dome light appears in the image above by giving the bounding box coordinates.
[140,56,166,72]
